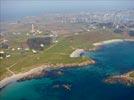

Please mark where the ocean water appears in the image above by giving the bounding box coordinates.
[0,41,134,100]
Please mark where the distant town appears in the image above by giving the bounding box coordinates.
[1,9,134,58]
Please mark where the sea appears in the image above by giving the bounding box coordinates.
[0,41,134,100]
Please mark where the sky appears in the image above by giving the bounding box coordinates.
[0,0,134,21]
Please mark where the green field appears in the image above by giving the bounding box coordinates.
[0,30,131,80]
[129,72,134,78]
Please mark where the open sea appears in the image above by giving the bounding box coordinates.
[0,41,134,100]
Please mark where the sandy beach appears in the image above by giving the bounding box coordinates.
[0,65,50,89]
[93,39,134,46]
[0,60,95,89]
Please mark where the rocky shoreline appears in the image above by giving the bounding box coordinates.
[0,60,95,89]
[1,39,134,89]
[105,71,134,86]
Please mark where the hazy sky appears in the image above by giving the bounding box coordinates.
[1,0,134,21]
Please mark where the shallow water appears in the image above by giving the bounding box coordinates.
[0,41,134,100]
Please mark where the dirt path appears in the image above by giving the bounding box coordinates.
[6,63,17,75]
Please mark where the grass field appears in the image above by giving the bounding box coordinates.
[129,72,134,78]
[0,29,131,80]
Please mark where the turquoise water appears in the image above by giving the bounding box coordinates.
[0,41,134,100]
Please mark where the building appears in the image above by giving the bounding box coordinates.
[31,24,36,33]
[0,51,5,59]
[30,24,42,34]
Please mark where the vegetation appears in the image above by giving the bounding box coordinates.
[129,72,134,78]
[0,29,130,80]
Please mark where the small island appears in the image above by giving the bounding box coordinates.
[105,71,134,86]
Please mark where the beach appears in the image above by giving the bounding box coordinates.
[93,39,134,46]
[0,60,95,89]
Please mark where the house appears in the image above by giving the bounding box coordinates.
[0,51,5,59]
[17,48,21,50]
[32,49,37,54]
[6,54,11,58]
[11,48,15,51]
[21,42,30,51]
